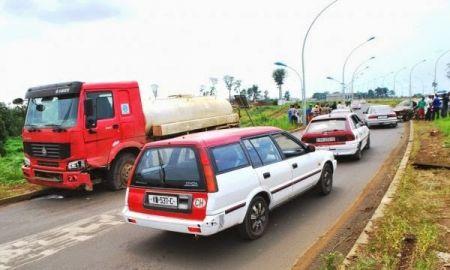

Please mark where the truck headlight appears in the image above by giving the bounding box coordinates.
[23,157,30,167]
[67,160,86,171]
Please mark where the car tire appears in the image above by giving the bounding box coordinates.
[315,163,333,196]
[392,122,398,128]
[106,152,136,191]
[364,135,371,150]
[353,143,362,160]
[238,196,269,240]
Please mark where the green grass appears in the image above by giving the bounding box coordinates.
[238,104,301,131]
[0,137,25,185]
[434,117,450,147]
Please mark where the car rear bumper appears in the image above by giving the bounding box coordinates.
[22,166,93,190]
[366,118,397,126]
[316,142,359,156]
[122,207,224,236]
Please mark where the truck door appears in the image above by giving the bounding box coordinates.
[116,90,135,141]
[83,91,120,167]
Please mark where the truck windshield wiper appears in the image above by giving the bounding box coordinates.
[44,124,67,132]
[25,124,41,132]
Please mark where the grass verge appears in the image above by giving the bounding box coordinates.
[0,137,41,200]
[238,104,301,131]
[341,120,450,270]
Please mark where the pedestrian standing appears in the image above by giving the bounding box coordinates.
[288,105,295,124]
[417,97,426,120]
[425,95,433,121]
[441,92,449,118]
[432,94,441,120]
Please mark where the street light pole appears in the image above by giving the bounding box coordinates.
[433,49,450,93]
[350,56,375,99]
[341,36,375,100]
[301,0,339,125]
[350,66,370,98]
[409,59,426,103]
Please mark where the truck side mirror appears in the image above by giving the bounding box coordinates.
[84,99,97,129]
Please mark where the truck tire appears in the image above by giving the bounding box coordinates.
[106,152,136,190]
[238,196,269,240]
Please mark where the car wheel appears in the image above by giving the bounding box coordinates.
[315,163,333,196]
[238,196,269,240]
[364,135,371,150]
[392,122,398,128]
[106,152,136,190]
[353,144,362,160]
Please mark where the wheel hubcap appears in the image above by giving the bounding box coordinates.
[120,163,133,184]
[323,170,332,189]
[250,202,266,234]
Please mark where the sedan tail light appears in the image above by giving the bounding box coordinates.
[344,133,355,141]
[368,115,378,119]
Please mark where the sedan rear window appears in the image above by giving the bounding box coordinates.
[211,143,249,173]
[307,119,347,133]
[370,106,393,114]
[131,147,204,190]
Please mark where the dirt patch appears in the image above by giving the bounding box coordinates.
[292,122,410,270]
[397,234,417,270]
[414,124,450,166]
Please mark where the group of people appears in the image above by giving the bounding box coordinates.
[416,93,449,120]
[288,101,350,125]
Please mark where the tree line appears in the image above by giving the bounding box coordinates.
[312,87,396,100]
[0,103,26,156]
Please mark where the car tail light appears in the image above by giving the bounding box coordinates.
[188,226,201,233]
[344,132,355,141]
[368,115,377,119]
[388,113,397,117]
[199,150,218,193]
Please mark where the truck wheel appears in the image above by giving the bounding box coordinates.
[107,153,136,190]
[238,196,269,240]
[315,163,333,196]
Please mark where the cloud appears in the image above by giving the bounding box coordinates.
[2,0,121,24]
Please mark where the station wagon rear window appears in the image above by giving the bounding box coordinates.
[211,143,249,173]
[307,119,347,133]
[131,147,204,190]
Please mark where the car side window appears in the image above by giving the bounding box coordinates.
[211,143,249,173]
[243,140,263,167]
[86,91,114,120]
[350,115,361,128]
[272,133,305,158]
[248,136,282,165]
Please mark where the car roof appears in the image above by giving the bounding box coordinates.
[147,126,282,148]
[313,112,351,121]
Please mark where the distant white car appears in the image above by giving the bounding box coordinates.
[301,112,370,160]
[351,100,362,110]
[363,105,398,128]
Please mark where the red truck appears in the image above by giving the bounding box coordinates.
[20,81,239,191]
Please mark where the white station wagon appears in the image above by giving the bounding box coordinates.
[123,127,337,240]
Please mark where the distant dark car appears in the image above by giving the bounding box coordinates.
[393,99,416,121]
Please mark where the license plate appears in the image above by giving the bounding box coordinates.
[148,194,178,207]
[317,137,335,142]
[378,115,388,119]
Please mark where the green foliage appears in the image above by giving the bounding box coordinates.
[434,117,450,147]
[320,251,344,270]
[238,104,299,131]
[272,68,287,99]
[0,137,25,185]
[0,102,26,156]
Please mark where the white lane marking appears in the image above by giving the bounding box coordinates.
[0,210,123,270]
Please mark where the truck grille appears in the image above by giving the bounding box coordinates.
[37,160,59,167]
[23,143,70,160]
[34,170,63,182]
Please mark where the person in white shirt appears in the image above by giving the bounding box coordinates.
[337,101,346,109]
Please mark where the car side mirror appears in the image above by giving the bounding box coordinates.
[363,111,367,114]
[306,144,315,153]
[84,99,97,129]
[12,98,24,105]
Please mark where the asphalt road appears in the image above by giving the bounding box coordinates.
[0,113,405,270]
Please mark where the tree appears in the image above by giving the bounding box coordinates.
[272,69,287,100]
[223,75,235,101]
[263,90,269,100]
[233,80,242,94]
[367,89,375,98]
[246,85,261,101]
[388,90,395,97]
[284,91,290,101]
[199,84,207,96]
[374,87,389,97]
[209,77,218,96]
[150,84,159,98]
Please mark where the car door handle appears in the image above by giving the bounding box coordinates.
[263,172,271,179]
[292,163,298,169]
[112,124,119,129]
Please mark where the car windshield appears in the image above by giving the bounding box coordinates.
[25,94,79,128]
[307,119,347,133]
[371,106,392,114]
[131,147,204,190]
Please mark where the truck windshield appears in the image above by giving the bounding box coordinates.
[25,94,79,128]
[131,147,205,190]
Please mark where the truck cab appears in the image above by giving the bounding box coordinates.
[22,81,146,191]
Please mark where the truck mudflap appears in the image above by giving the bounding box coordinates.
[22,166,93,191]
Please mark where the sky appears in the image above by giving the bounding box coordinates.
[1,0,450,103]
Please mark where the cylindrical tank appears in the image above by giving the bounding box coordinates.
[141,95,237,136]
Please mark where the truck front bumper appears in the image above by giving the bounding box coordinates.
[122,206,224,236]
[22,166,93,190]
